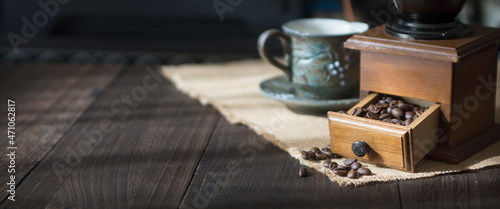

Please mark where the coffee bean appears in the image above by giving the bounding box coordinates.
[329,161,338,169]
[367,104,381,114]
[365,111,378,120]
[357,167,371,175]
[347,169,358,179]
[404,118,413,126]
[351,162,361,170]
[299,167,308,177]
[307,151,316,158]
[398,103,411,112]
[316,153,328,160]
[301,150,310,160]
[321,150,335,158]
[334,169,348,176]
[379,113,391,120]
[375,103,389,108]
[391,118,402,125]
[343,158,357,165]
[345,94,429,127]
[405,111,415,119]
[384,96,394,103]
[351,107,363,116]
[311,147,320,153]
[391,108,404,119]
[323,160,332,168]
[336,165,351,170]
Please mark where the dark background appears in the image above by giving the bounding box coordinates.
[0,0,498,64]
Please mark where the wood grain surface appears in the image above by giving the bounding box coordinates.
[0,63,498,208]
[180,117,401,209]
[0,63,123,201]
[1,65,220,208]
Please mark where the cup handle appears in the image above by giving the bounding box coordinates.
[257,29,292,80]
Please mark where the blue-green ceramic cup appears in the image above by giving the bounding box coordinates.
[258,18,368,100]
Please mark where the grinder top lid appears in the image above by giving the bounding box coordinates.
[344,25,500,63]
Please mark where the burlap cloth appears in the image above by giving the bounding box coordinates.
[162,60,500,186]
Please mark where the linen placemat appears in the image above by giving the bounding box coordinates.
[162,60,500,186]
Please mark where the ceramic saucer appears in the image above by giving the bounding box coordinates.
[260,76,359,115]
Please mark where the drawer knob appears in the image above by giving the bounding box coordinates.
[352,141,368,157]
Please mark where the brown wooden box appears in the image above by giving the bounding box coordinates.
[343,25,500,164]
[328,93,440,172]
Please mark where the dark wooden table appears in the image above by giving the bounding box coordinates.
[0,63,499,209]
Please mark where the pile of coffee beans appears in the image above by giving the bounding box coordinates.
[340,95,428,126]
[301,144,339,161]
[299,144,373,179]
[323,158,372,179]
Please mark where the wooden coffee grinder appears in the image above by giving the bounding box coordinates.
[328,0,500,172]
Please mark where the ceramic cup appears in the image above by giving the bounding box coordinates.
[258,18,368,100]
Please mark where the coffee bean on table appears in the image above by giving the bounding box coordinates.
[347,169,358,179]
[299,167,308,177]
[311,147,320,153]
[343,158,357,165]
[323,160,332,168]
[357,167,372,175]
[351,162,361,170]
[334,169,348,176]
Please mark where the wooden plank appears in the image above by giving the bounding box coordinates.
[399,167,500,209]
[465,167,500,209]
[0,65,220,208]
[180,117,401,209]
[0,63,123,201]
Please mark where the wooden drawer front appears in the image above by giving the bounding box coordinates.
[328,93,440,172]
[329,114,408,169]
